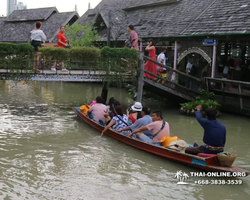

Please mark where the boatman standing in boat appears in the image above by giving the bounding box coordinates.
[128,110,170,144]
[185,105,226,155]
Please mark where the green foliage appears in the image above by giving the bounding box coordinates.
[0,42,18,57]
[196,89,215,100]
[70,47,101,62]
[100,47,139,75]
[180,90,220,115]
[101,46,139,61]
[39,47,70,62]
[0,42,34,71]
[65,22,99,47]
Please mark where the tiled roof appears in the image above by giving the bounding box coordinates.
[0,8,79,43]
[76,0,250,41]
[5,7,57,22]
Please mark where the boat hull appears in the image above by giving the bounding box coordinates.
[73,107,249,175]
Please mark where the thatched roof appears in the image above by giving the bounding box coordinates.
[0,7,79,43]
[76,0,250,42]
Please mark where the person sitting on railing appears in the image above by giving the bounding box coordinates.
[127,110,170,144]
[127,102,142,124]
[87,96,107,125]
[185,105,226,155]
[117,106,153,139]
[101,105,130,137]
[157,47,167,84]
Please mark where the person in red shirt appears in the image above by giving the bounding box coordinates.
[51,26,69,72]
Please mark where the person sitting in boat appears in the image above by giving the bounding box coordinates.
[117,107,153,138]
[127,102,142,124]
[128,110,170,144]
[101,105,130,137]
[104,97,120,124]
[87,96,107,124]
[185,105,226,155]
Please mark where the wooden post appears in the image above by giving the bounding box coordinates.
[211,45,217,78]
[238,84,243,110]
[136,52,144,102]
[172,40,178,81]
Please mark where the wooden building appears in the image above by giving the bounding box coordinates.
[0,7,79,43]
[77,0,250,82]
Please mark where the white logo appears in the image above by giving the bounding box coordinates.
[174,170,189,185]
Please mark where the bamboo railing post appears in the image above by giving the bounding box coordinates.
[136,52,144,103]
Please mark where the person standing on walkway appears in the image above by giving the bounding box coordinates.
[51,26,69,72]
[127,25,139,51]
[157,47,167,84]
[30,21,47,73]
[144,39,157,80]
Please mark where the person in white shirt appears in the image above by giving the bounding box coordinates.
[30,21,47,73]
[186,59,193,75]
[185,58,195,88]
[157,47,167,84]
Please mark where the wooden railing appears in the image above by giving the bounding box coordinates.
[205,77,250,112]
[135,53,203,102]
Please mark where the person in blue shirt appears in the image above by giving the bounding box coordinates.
[185,105,226,155]
[117,107,153,139]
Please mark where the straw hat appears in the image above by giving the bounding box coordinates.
[131,102,143,111]
[168,140,189,153]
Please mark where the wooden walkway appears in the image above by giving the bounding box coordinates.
[0,69,133,82]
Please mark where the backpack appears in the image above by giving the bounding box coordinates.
[190,65,198,76]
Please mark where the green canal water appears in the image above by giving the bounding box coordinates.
[0,81,250,200]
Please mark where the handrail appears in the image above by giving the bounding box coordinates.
[143,55,201,82]
[144,69,200,93]
[205,77,250,86]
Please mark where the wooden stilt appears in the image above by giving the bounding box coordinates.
[136,52,144,102]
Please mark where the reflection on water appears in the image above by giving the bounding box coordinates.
[0,80,250,200]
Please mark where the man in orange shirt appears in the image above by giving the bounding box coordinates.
[51,26,69,72]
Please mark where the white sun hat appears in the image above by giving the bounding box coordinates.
[131,102,143,112]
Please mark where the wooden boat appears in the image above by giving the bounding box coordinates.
[73,107,249,176]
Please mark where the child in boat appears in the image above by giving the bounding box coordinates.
[185,105,226,155]
[80,100,96,113]
[101,105,130,137]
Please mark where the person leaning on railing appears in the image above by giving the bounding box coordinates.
[30,21,47,73]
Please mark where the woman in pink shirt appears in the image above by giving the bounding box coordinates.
[128,25,139,51]
[87,96,107,123]
[128,110,170,144]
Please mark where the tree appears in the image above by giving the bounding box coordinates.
[65,22,99,47]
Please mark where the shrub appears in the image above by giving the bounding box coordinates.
[0,42,18,57]
[180,90,220,116]
[0,42,34,70]
[69,47,101,62]
[101,46,139,61]
[39,47,70,62]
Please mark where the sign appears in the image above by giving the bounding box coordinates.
[203,39,218,46]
